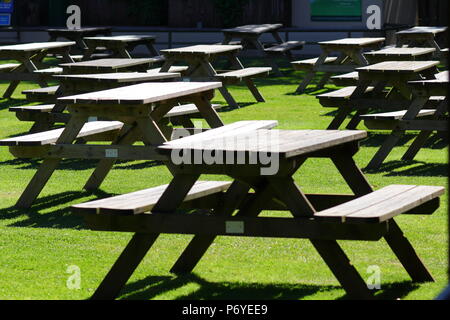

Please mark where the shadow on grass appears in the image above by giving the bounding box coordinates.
[362,132,448,150]
[0,157,163,171]
[117,273,420,300]
[217,102,259,113]
[0,158,100,171]
[364,160,448,177]
[360,133,420,148]
[119,273,339,300]
[0,189,113,229]
[0,97,29,111]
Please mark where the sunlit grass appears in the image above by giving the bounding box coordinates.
[0,58,447,300]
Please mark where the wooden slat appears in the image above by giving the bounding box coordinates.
[314,185,445,223]
[161,45,242,56]
[84,35,156,42]
[158,120,278,150]
[264,41,305,52]
[356,61,439,73]
[22,86,59,96]
[60,58,155,71]
[147,66,189,74]
[360,109,436,120]
[435,71,448,80]
[72,180,232,215]
[166,103,222,117]
[0,63,20,71]
[317,86,374,100]
[54,72,180,83]
[0,41,75,52]
[396,26,447,35]
[33,67,63,74]
[292,57,338,66]
[58,82,222,105]
[216,67,272,79]
[10,104,55,113]
[319,37,385,47]
[364,47,436,57]
[0,121,123,146]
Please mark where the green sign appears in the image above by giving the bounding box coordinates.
[310,0,362,21]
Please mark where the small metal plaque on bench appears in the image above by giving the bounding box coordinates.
[105,149,118,158]
[226,221,244,234]
[88,116,98,122]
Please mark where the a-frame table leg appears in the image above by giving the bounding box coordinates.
[91,233,160,300]
[365,96,428,170]
[15,115,88,208]
[268,176,375,300]
[383,220,434,282]
[170,180,252,273]
[295,51,329,94]
[402,98,448,161]
[92,173,201,300]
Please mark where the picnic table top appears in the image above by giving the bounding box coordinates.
[396,26,448,35]
[356,60,440,74]
[47,27,112,34]
[222,24,283,35]
[318,37,385,47]
[364,47,436,57]
[60,58,155,70]
[83,35,156,42]
[58,81,223,105]
[161,45,242,56]
[157,127,368,159]
[0,41,76,52]
[54,72,180,83]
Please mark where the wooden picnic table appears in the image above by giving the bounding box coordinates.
[59,58,158,74]
[82,35,162,61]
[12,71,181,132]
[222,24,304,75]
[71,123,443,300]
[292,37,385,94]
[362,75,448,169]
[364,47,436,63]
[396,26,447,54]
[0,41,76,98]
[47,27,112,51]
[321,60,440,131]
[160,44,271,108]
[0,81,225,208]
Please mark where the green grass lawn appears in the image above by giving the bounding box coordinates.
[0,58,447,300]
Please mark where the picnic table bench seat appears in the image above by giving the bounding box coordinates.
[360,109,437,121]
[317,86,375,107]
[74,182,443,221]
[72,180,232,215]
[332,70,448,87]
[22,86,60,102]
[216,67,272,82]
[314,184,444,224]
[0,63,20,72]
[32,67,63,74]
[0,121,123,147]
[264,41,305,54]
[331,72,359,86]
[291,57,339,71]
[148,66,189,75]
